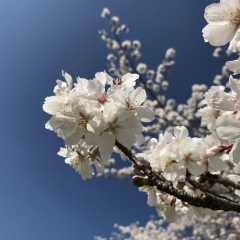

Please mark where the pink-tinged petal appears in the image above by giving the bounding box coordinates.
[100,132,115,164]
[229,141,240,164]
[116,128,136,148]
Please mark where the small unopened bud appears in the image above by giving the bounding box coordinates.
[213,47,222,58]
[206,146,222,157]
[165,48,176,59]
[110,16,119,24]
[132,176,147,187]
[146,69,155,79]
[131,50,141,60]
[136,63,147,74]
[120,24,129,32]
[101,8,110,18]
[132,40,141,49]
[161,81,169,90]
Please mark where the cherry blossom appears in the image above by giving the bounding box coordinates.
[203,0,240,46]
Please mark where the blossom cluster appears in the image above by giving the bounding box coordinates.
[43,71,154,179]
[125,0,240,222]
[43,0,240,232]
[95,212,240,240]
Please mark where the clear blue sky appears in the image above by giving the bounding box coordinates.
[0,0,222,239]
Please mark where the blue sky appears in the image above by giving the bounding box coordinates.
[0,0,223,239]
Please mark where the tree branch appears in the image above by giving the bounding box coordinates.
[203,173,240,191]
[115,140,240,212]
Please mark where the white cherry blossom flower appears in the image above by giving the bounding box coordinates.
[43,71,73,115]
[113,87,155,122]
[203,0,240,46]
[58,142,104,180]
[202,135,229,174]
[177,138,206,177]
[46,91,97,146]
[98,103,143,163]
[102,71,139,89]
[78,77,115,111]
[210,76,240,111]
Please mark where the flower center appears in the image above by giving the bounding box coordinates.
[97,92,107,104]
[106,118,124,134]
[183,153,192,162]
[56,90,69,98]
[64,113,88,127]
[229,7,240,24]
[112,78,123,85]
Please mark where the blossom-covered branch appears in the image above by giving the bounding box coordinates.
[44,0,240,229]
[116,140,240,212]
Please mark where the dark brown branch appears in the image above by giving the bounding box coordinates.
[186,177,238,204]
[115,140,240,212]
[212,176,240,191]
[200,173,240,191]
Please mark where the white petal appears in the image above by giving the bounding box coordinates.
[57,147,69,158]
[208,155,228,174]
[229,141,240,164]
[62,71,73,90]
[136,106,155,122]
[100,132,115,164]
[204,3,230,23]
[64,128,84,146]
[116,128,136,148]
[128,87,146,107]
[217,126,240,141]
[202,23,237,46]
[121,73,139,85]
[187,161,205,176]
[174,126,188,140]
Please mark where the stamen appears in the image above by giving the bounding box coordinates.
[112,78,123,85]
[229,8,240,24]
[97,92,107,104]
